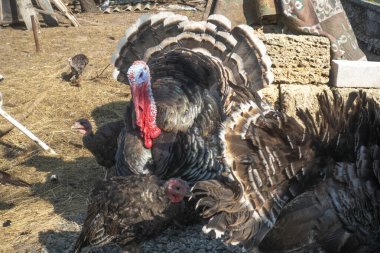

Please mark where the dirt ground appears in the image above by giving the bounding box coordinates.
[1,8,380,253]
[0,11,203,253]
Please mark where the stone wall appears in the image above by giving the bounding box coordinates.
[257,33,380,118]
[260,34,331,85]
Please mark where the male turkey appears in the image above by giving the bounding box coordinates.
[71,118,124,177]
[192,90,380,252]
[111,12,274,183]
[73,175,189,252]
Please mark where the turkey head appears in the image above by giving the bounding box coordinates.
[71,118,92,136]
[164,178,190,203]
[127,61,161,149]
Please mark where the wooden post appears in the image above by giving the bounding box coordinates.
[31,15,41,52]
[202,0,215,21]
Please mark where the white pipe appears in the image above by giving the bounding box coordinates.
[0,93,57,155]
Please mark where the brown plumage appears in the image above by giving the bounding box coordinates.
[71,118,125,177]
[111,12,274,183]
[73,175,189,252]
[68,54,89,85]
[192,90,380,252]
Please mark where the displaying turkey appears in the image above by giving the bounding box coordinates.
[71,118,125,177]
[73,175,189,253]
[111,12,274,183]
[67,53,89,85]
[192,90,380,252]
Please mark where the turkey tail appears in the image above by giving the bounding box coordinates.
[192,178,273,247]
[73,180,115,253]
[193,101,318,247]
[0,170,30,187]
[297,90,380,162]
[111,12,274,113]
[260,187,348,253]
[72,230,88,253]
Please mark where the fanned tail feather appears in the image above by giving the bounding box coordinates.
[111,12,274,114]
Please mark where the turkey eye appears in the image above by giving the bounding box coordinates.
[139,72,143,78]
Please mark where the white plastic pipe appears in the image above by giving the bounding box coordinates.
[0,92,57,155]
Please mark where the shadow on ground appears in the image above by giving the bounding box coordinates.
[39,230,122,253]
[90,100,129,127]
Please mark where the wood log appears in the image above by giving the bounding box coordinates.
[79,0,99,12]
[202,0,213,20]
[15,0,39,30]
[50,0,79,27]
[35,0,59,26]
[208,0,256,26]
[258,33,331,85]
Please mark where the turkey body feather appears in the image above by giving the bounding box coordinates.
[111,12,274,183]
[73,175,189,252]
[84,120,125,169]
[193,90,380,252]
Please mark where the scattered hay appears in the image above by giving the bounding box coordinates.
[0,11,203,251]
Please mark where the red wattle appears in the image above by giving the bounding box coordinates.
[144,138,153,149]
[150,127,161,139]
[133,83,161,149]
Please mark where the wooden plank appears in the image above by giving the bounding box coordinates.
[35,0,58,26]
[202,0,214,20]
[50,0,79,27]
[211,0,256,26]
[1,0,22,25]
[16,0,39,30]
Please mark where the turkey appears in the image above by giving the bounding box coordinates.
[192,90,380,252]
[111,12,274,183]
[73,175,189,253]
[67,53,89,85]
[71,118,124,177]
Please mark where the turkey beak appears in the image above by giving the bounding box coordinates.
[71,122,82,130]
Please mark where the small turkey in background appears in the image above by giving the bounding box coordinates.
[62,53,89,86]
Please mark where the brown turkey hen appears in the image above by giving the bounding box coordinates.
[192,90,380,253]
[73,175,189,252]
[71,118,124,177]
[111,12,274,183]
[68,53,89,85]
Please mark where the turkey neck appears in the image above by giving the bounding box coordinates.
[131,80,160,149]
